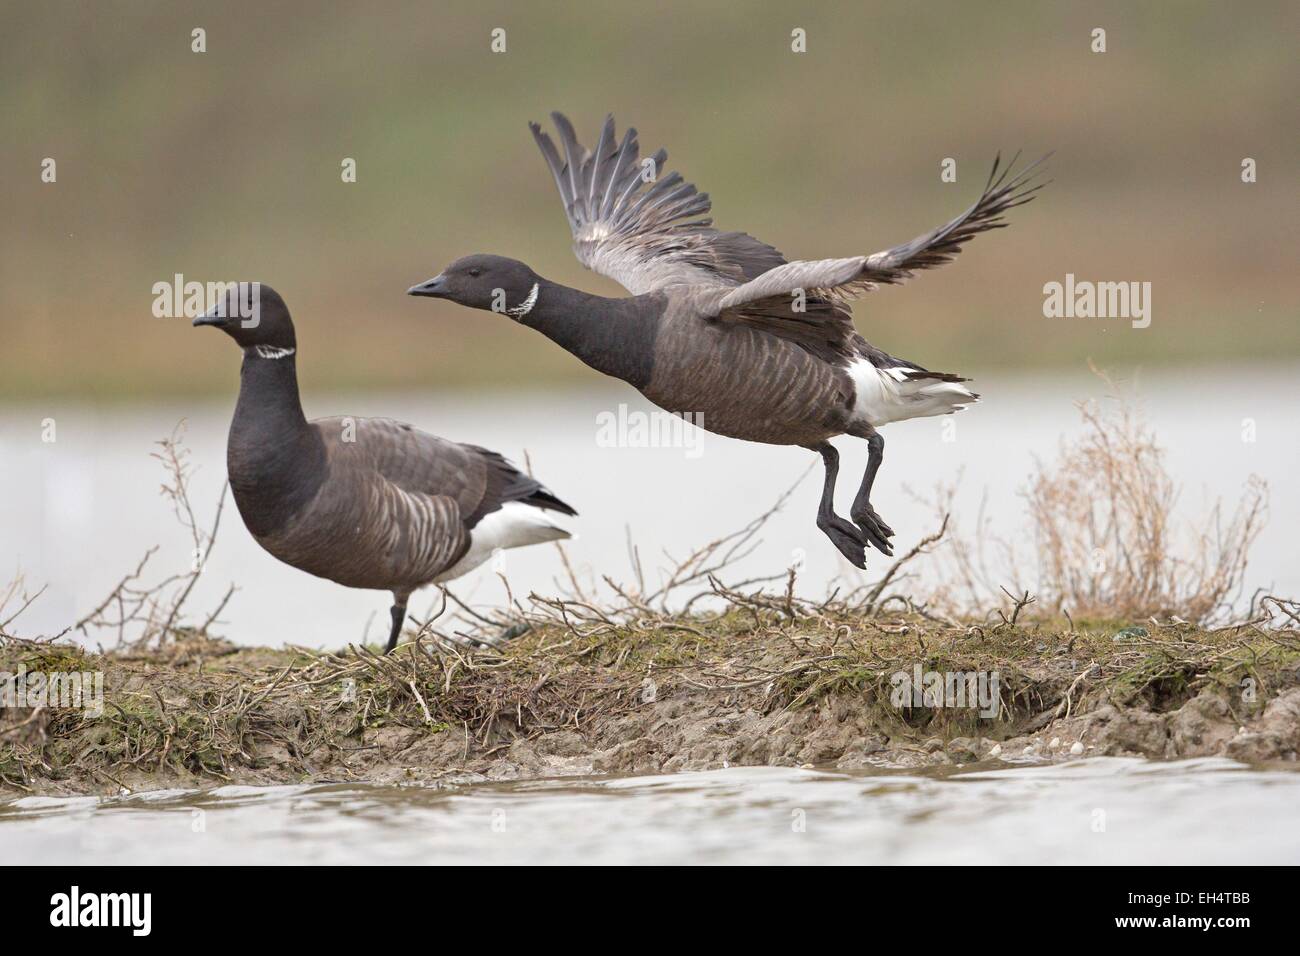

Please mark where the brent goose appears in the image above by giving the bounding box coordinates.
[194,284,576,652]
[409,113,1044,568]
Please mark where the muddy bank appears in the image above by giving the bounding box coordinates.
[3,610,1298,796]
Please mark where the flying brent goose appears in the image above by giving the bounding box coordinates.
[193,284,576,652]
[409,113,1044,568]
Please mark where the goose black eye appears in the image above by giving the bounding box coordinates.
[468,268,482,278]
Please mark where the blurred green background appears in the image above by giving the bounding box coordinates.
[2,0,1296,401]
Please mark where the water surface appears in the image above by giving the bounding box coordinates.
[4,758,1298,865]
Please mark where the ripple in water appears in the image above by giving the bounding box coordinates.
[2,757,1298,865]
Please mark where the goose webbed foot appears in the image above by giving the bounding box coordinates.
[851,505,895,557]
[810,440,869,569]
[847,428,893,556]
[818,513,868,569]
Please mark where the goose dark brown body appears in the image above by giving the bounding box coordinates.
[409,113,1044,569]
[198,284,575,651]
[644,301,856,447]
[234,416,474,592]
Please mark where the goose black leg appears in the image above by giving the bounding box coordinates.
[810,442,867,568]
[849,428,895,557]
[385,601,407,654]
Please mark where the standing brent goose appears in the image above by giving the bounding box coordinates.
[409,113,1044,568]
[194,284,576,652]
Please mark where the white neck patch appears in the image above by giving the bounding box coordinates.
[506,283,539,318]
[249,345,296,360]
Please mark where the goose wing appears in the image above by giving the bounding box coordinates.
[315,417,575,578]
[341,418,575,528]
[712,154,1048,321]
[530,112,786,295]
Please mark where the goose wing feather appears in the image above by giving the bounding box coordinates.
[702,154,1047,360]
[314,418,574,580]
[530,112,786,295]
[715,154,1048,314]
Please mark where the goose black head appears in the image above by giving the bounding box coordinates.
[407,255,540,317]
[192,282,297,353]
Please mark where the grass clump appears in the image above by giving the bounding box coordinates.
[927,368,1269,627]
[3,594,1297,795]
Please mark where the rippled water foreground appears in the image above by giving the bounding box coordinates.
[5,757,1299,865]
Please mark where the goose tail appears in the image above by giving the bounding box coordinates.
[434,502,573,584]
[849,358,979,426]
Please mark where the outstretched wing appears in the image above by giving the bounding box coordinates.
[715,153,1048,315]
[530,112,786,295]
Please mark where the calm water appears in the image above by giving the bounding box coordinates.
[3,759,1298,865]
[2,365,1297,647]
